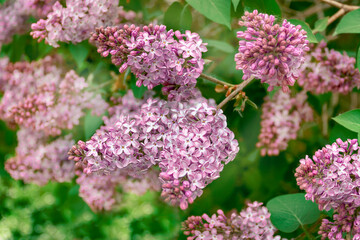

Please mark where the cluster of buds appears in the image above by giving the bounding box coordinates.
[235,10,309,92]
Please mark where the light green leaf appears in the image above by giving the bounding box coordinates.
[232,0,241,10]
[267,193,320,233]
[203,39,235,53]
[186,0,231,29]
[69,43,89,69]
[333,109,360,133]
[314,17,329,32]
[164,2,192,31]
[334,9,360,35]
[84,112,103,140]
[288,19,318,43]
[243,0,281,17]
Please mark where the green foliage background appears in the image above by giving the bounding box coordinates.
[1,0,360,239]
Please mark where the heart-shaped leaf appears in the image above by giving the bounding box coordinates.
[333,109,360,133]
[267,193,320,233]
[334,9,360,35]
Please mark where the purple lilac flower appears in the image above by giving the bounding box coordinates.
[90,24,207,92]
[256,91,313,156]
[5,128,75,185]
[295,139,360,239]
[75,169,160,212]
[235,10,309,92]
[69,91,239,209]
[182,201,281,240]
[30,0,137,47]
[0,0,56,47]
[298,41,360,94]
[0,56,107,136]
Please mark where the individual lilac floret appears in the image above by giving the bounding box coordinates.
[298,41,360,94]
[235,10,309,92]
[0,0,56,47]
[0,56,107,136]
[5,128,75,185]
[69,91,239,210]
[256,91,313,156]
[182,201,281,240]
[90,24,207,91]
[30,0,137,47]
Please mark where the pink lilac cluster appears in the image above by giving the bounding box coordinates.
[182,201,281,240]
[235,10,309,92]
[295,139,360,239]
[5,128,75,185]
[90,24,207,92]
[298,41,360,94]
[0,0,55,47]
[69,91,239,209]
[0,56,107,136]
[256,91,313,156]
[30,0,136,47]
[75,169,160,212]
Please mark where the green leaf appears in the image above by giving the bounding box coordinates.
[0,0,6,4]
[334,9,360,35]
[186,0,231,29]
[333,109,360,133]
[288,19,318,43]
[203,39,234,53]
[130,74,147,99]
[232,0,241,10]
[267,193,320,233]
[329,124,357,143]
[314,17,329,32]
[84,112,104,140]
[243,0,281,17]
[164,2,192,31]
[356,44,360,70]
[69,43,89,69]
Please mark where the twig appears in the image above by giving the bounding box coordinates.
[200,73,235,87]
[321,0,359,11]
[216,76,255,110]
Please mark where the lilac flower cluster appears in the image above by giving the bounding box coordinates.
[256,91,313,156]
[0,0,55,47]
[235,10,309,92]
[90,24,207,92]
[295,139,360,239]
[31,0,136,47]
[298,41,360,94]
[5,128,75,185]
[182,201,280,240]
[0,56,107,136]
[69,91,239,209]
[75,169,160,212]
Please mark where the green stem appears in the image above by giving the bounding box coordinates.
[200,73,235,87]
[301,225,314,240]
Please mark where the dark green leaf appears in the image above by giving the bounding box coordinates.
[69,43,89,69]
[333,109,360,133]
[356,44,360,70]
[186,0,231,29]
[267,193,320,233]
[288,19,318,43]
[232,0,241,10]
[164,2,192,31]
[0,0,6,4]
[203,39,235,53]
[243,0,281,17]
[329,124,357,143]
[334,9,360,35]
[84,112,103,140]
[130,74,147,99]
[314,17,329,32]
